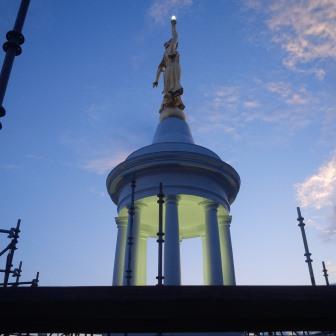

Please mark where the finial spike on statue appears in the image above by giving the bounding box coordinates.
[153,15,186,121]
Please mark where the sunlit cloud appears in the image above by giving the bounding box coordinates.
[266,82,311,105]
[296,154,336,241]
[245,0,336,79]
[148,0,193,24]
[325,260,336,276]
[81,151,129,175]
[191,79,318,141]
[306,216,336,242]
[296,154,336,209]
[211,86,240,109]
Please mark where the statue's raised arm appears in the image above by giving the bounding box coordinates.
[152,16,185,114]
[170,18,178,51]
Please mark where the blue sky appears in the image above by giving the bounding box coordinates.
[0,0,335,286]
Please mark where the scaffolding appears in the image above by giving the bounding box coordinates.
[0,219,39,287]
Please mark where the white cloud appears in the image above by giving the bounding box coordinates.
[266,81,311,105]
[314,68,326,80]
[193,80,317,139]
[267,81,291,97]
[325,260,336,276]
[82,152,128,175]
[246,0,336,78]
[244,100,259,109]
[296,154,336,209]
[306,216,336,242]
[211,86,240,109]
[148,0,193,24]
[296,154,336,241]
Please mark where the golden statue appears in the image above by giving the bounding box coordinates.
[153,16,185,114]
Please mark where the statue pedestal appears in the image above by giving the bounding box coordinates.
[160,107,186,122]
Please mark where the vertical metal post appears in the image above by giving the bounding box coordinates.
[14,260,22,286]
[296,207,316,286]
[0,0,30,129]
[3,219,21,287]
[31,271,39,287]
[156,183,165,285]
[125,180,136,286]
[322,261,330,286]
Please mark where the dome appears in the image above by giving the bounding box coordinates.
[127,117,220,160]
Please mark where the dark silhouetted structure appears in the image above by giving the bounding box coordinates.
[0,219,39,287]
[0,285,335,333]
[0,0,30,129]
[297,207,316,286]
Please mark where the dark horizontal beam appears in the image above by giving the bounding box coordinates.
[0,286,335,333]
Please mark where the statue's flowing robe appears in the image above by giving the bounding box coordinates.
[162,27,182,95]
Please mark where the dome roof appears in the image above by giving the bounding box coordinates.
[127,117,220,160]
[107,115,241,209]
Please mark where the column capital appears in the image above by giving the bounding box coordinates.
[200,200,219,211]
[165,194,180,203]
[115,216,128,227]
[218,215,232,226]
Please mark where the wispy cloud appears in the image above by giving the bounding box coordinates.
[244,100,259,109]
[148,0,193,24]
[0,163,19,170]
[85,103,101,122]
[191,79,318,141]
[266,81,311,105]
[245,0,336,79]
[81,151,129,175]
[296,153,336,241]
[211,86,240,109]
[325,260,336,276]
[60,98,150,176]
[88,186,108,198]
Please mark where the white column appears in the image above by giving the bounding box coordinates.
[218,215,236,285]
[202,200,223,285]
[164,195,181,285]
[123,202,145,286]
[201,234,210,285]
[137,235,147,285]
[112,216,128,286]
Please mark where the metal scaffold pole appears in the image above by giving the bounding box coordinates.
[3,219,20,287]
[296,207,316,286]
[125,180,136,286]
[322,261,330,286]
[0,219,39,287]
[0,0,30,129]
[156,182,165,286]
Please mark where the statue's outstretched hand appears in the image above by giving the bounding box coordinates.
[153,81,158,88]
